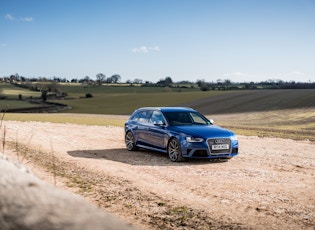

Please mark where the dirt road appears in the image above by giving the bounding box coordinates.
[4,120,315,230]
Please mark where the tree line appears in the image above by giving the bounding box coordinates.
[2,73,315,90]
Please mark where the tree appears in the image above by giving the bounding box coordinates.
[41,90,47,102]
[164,76,173,86]
[157,76,173,87]
[10,73,20,82]
[200,82,210,91]
[196,80,205,87]
[110,74,121,83]
[79,76,93,84]
[96,73,106,85]
[133,79,143,84]
[224,79,232,85]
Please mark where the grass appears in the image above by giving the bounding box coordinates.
[51,83,226,114]
[0,83,42,110]
[7,141,96,194]
[211,108,315,141]
[0,100,44,111]
[1,82,227,114]
[3,113,126,126]
[0,83,40,99]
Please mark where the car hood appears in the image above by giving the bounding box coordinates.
[170,125,234,138]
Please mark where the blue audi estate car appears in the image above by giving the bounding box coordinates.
[124,107,238,162]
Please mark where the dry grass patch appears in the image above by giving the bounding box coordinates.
[211,108,315,141]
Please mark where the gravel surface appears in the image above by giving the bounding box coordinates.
[4,120,315,230]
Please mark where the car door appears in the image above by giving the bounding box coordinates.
[146,110,168,149]
[135,110,152,145]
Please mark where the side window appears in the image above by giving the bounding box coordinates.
[130,111,141,121]
[149,111,165,124]
[190,112,208,124]
[137,110,152,123]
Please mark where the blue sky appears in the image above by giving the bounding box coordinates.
[1,0,314,83]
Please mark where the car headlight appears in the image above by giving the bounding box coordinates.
[186,136,204,142]
[230,135,238,141]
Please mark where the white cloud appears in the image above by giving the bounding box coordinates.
[21,17,34,22]
[5,14,15,21]
[131,45,160,53]
[4,13,34,22]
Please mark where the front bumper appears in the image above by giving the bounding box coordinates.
[180,137,239,159]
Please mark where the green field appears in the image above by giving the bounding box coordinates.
[53,83,227,114]
[1,82,314,140]
[0,83,42,110]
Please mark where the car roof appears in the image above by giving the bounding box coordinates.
[136,107,196,113]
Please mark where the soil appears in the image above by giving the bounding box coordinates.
[3,119,315,230]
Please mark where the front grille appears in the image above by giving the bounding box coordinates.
[207,138,232,155]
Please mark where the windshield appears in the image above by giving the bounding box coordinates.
[163,111,210,126]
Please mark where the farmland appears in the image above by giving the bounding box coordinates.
[1,82,315,114]
[1,83,314,140]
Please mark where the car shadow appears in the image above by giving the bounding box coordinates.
[67,148,229,166]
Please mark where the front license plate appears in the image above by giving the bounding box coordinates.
[212,144,229,150]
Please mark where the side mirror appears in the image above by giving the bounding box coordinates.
[154,120,165,126]
[209,119,214,124]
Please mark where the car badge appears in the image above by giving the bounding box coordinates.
[215,139,224,144]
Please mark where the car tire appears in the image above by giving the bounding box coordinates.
[167,138,184,162]
[125,131,138,151]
